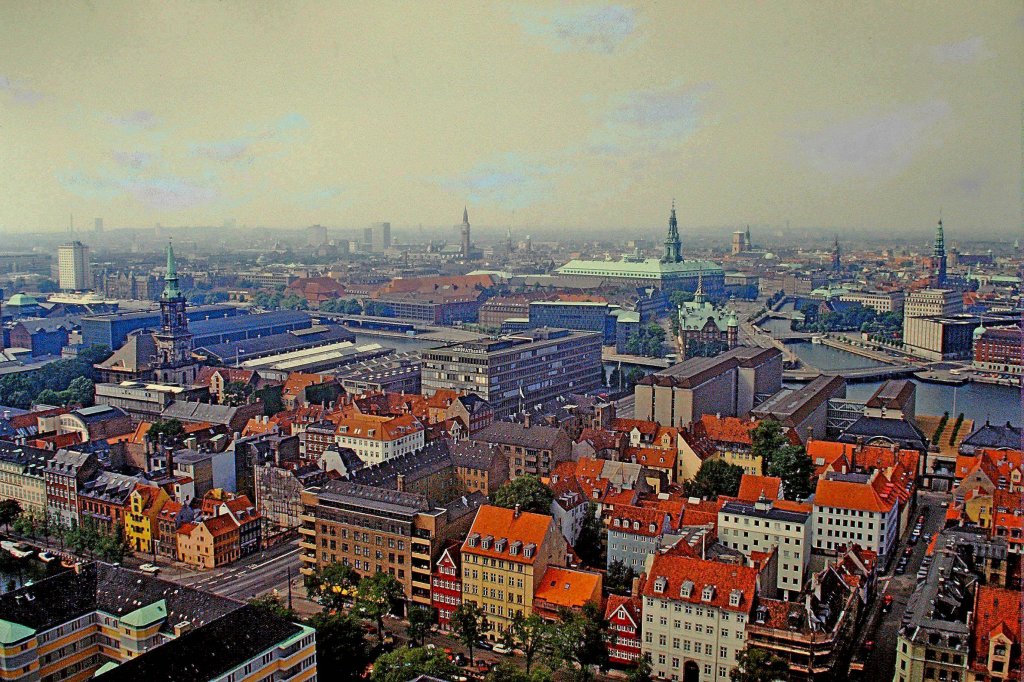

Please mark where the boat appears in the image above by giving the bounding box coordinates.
[9,542,35,559]
[60,558,78,569]
[811,335,824,344]
[37,551,57,563]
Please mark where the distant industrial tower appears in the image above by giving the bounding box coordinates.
[152,241,197,385]
[661,201,682,263]
[58,241,91,291]
[460,207,472,258]
[931,218,947,287]
[832,236,841,271]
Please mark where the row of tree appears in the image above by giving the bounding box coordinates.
[624,324,666,358]
[2,501,128,563]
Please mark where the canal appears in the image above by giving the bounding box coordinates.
[0,550,67,595]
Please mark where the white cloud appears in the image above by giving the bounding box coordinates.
[929,36,992,64]
[515,4,638,54]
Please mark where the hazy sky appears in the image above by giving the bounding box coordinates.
[1,1,1021,236]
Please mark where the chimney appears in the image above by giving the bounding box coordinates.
[396,473,405,493]
[165,446,175,476]
[806,426,813,443]
[631,575,641,597]
[523,412,531,428]
[513,503,521,519]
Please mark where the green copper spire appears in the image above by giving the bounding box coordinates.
[162,240,181,299]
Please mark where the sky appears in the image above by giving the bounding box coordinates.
[1,1,1021,237]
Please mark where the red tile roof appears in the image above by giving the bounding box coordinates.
[462,505,553,564]
[533,566,602,610]
[604,594,642,627]
[737,475,782,502]
[641,554,758,613]
[608,505,670,537]
[627,446,676,471]
[813,472,897,514]
[972,585,1022,675]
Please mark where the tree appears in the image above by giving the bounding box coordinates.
[451,601,488,666]
[371,647,460,682]
[146,419,186,448]
[628,653,653,682]
[547,603,609,682]
[750,419,787,474]
[248,594,298,621]
[511,613,553,674]
[309,611,372,681]
[625,323,666,358]
[766,445,815,501]
[684,459,744,499]
[355,572,403,645]
[605,560,635,595]
[222,380,254,406]
[491,475,554,515]
[487,662,552,682]
[669,290,694,308]
[406,605,433,647]
[573,503,604,567]
[0,499,22,531]
[729,646,788,682]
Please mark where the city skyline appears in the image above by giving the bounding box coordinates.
[1,2,1021,235]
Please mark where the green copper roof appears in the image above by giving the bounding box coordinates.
[162,242,181,299]
[119,598,167,628]
[95,661,120,676]
[0,618,37,645]
[556,257,722,279]
[6,293,39,306]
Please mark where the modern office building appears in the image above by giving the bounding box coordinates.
[527,301,614,343]
[421,328,602,417]
[837,290,904,314]
[972,325,1023,377]
[903,314,980,361]
[904,289,962,319]
[58,240,91,291]
[365,222,391,252]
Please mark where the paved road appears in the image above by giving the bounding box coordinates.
[158,540,304,602]
[856,490,951,681]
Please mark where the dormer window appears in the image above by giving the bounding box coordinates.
[468,533,480,547]
[613,518,621,527]
[702,585,715,602]
[649,523,657,533]
[524,543,535,559]
[633,521,640,530]
[510,541,521,556]
[495,538,507,553]
[680,580,694,598]
[653,577,667,594]
[482,535,493,550]
[729,589,742,607]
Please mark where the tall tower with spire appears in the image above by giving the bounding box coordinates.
[662,201,682,264]
[152,241,197,385]
[931,218,947,287]
[693,270,707,305]
[460,207,474,259]
[831,236,841,272]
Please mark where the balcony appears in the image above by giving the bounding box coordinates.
[298,525,316,537]
[300,513,315,524]
[298,539,316,551]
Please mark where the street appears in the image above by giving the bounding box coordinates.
[856,490,950,681]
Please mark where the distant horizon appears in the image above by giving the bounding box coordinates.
[2,2,1021,236]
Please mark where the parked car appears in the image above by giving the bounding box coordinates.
[476,640,493,651]
[492,643,511,655]
[139,563,160,574]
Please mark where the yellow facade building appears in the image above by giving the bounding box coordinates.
[124,484,169,554]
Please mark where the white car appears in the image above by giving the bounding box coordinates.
[492,643,512,655]
[139,563,160,574]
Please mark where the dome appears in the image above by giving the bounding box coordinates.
[973,324,986,339]
[6,293,38,307]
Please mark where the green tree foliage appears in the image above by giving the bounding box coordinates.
[451,601,488,666]
[729,646,789,682]
[627,653,653,682]
[511,613,554,674]
[685,339,729,359]
[248,594,298,621]
[279,294,309,310]
[486,662,553,682]
[319,298,363,314]
[0,499,23,530]
[0,345,111,409]
[547,603,610,682]
[309,611,372,682]
[624,367,645,389]
[491,475,554,515]
[371,647,460,682]
[306,562,360,610]
[362,301,395,317]
[221,380,255,406]
[765,446,816,501]
[61,518,128,562]
[355,572,404,645]
[750,419,787,474]
[605,560,635,595]
[684,459,744,499]
[625,323,666,358]
[573,503,604,567]
[146,419,187,448]
[797,302,901,335]
[406,605,433,647]
[668,290,694,308]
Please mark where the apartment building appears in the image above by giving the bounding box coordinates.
[44,449,99,528]
[718,498,812,601]
[460,505,569,639]
[0,442,54,515]
[607,505,679,571]
[324,412,425,465]
[837,289,904,314]
[904,288,962,318]
[0,563,316,682]
[812,470,899,563]
[471,422,572,480]
[125,484,170,554]
[299,481,484,606]
[431,545,462,631]
[421,328,603,417]
[640,553,759,682]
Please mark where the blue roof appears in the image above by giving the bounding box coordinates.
[190,310,310,335]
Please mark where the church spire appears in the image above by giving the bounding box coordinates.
[832,235,841,271]
[932,217,947,286]
[162,240,181,300]
[662,199,682,263]
[463,206,469,224]
[693,270,707,305]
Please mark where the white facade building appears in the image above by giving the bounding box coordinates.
[718,498,811,601]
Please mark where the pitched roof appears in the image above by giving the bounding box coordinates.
[462,505,553,564]
[609,505,671,537]
[813,471,897,514]
[641,554,758,613]
[604,594,642,627]
[533,567,602,610]
[472,422,565,450]
[737,475,782,502]
[972,585,1022,673]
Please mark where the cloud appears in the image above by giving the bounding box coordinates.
[0,75,47,106]
[188,113,307,165]
[120,176,220,210]
[106,110,160,130]
[111,150,158,170]
[790,100,951,177]
[57,170,124,200]
[440,153,560,209]
[515,4,638,54]
[189,139,253,163]
[929,36,992,64]
[292,186,344,210]
[605,82,710,140]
